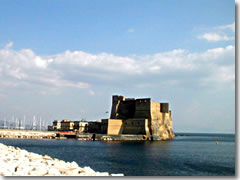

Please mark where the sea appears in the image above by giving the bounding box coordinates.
[0,133,235,176]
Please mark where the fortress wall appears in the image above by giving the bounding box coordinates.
[151,101,161,120]
[150,101,161,136]
[159,112,174,139]
[122,127,145,135]
[106,95,174,139]
[150,101,174,138]
[117,100,136,119]
[110,96,136,119]
[110,96,124,119]
[104,118,150,135]
[101,119,108,134]
[122,119,148,135]
[160,103,169,113]
[107,119,123,135]
[134,99,151,119]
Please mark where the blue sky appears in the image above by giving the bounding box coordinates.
[0,0,234,54]
[0,0,235,133]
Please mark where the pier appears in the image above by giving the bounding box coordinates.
[0,129,57,139]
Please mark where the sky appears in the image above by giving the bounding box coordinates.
[0,0,235,133]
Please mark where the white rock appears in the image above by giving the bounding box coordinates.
[111,173,124,176]
[45,160,55,166]
[63,168,79,176]
[43,155,52,160]
[2,171,13,176]
[83,166,95,174]
[17,164,34,173]
[70,161,79,168]
[96,172,109,176]
[52,160,66,169]
[48,167,61,176]
[0,142,124,176]
[29,167,48,176]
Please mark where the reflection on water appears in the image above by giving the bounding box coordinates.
[0,133,235,176]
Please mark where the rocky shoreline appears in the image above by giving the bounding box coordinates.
[0,143,123,176]
[0,129,57,139]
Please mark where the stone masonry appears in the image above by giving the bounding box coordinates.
[101,95,174,140]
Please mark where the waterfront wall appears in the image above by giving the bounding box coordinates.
[76,133,168,141]
[0,129,173,141]
[0,143,123,176]
[0,129,57,139]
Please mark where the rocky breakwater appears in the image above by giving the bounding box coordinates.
[0,143,123,176]
[0,129,57,139]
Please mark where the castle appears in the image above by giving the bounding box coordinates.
[101,95,174,140]
[48,95,175,140]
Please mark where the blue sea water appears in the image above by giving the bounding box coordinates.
[0,133,235,176]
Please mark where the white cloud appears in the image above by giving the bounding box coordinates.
[216,23,235,32]
[198,33,234,42]
[34,56,49,69]
[198,23,235,42]
[54,50,141,74]
[0,43,235,98]
[200,65,235,86]
[0,46,90,96]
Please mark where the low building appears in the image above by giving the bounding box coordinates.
[60,120,74,131]
[48,120,89,132]
[73,121,88,133]
[48,120,61,131]
[53,120,61,129]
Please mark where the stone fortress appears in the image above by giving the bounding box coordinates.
[101,95,174,140]
[46,95,174,140]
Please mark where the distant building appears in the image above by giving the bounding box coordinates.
[101,95,174,139]
[48,120,89,132]
[60,120,74,131]
[48,120,61,131]
[53,120,61,129]
[73,121,88,133]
